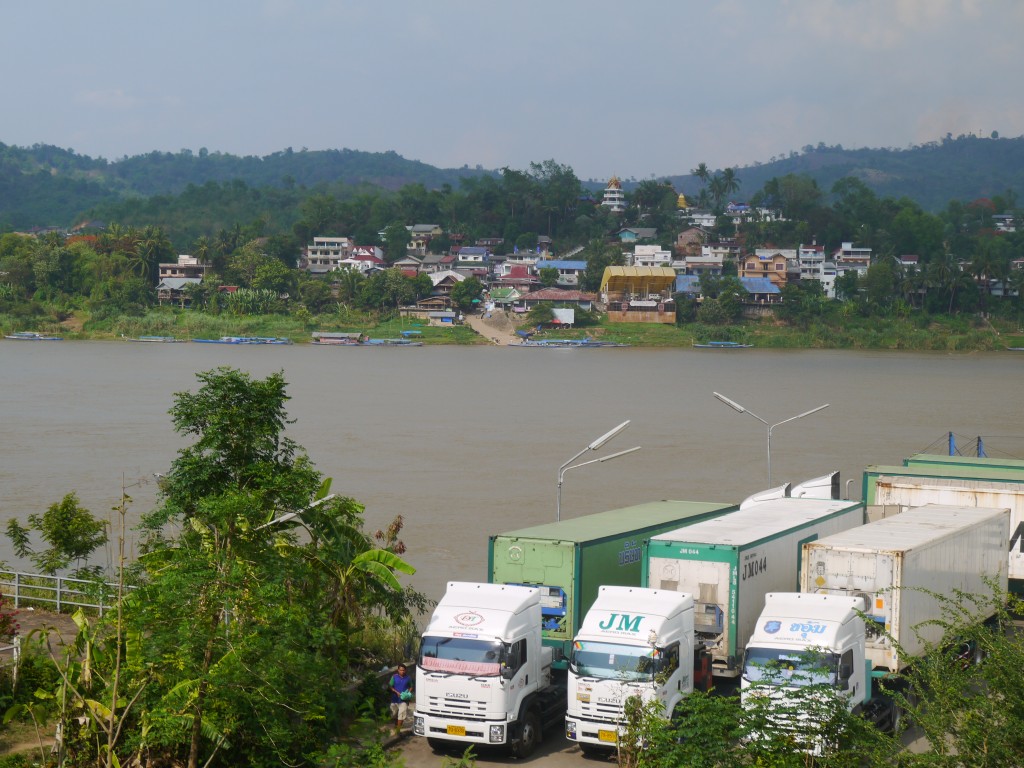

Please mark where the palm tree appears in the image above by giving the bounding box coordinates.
[721,167,740,199]
[708,175,728,212]
[691,163,710,186]
[335,267,365,305]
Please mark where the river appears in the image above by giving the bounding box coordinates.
[1,341,1022,604]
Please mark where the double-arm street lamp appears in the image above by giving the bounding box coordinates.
[557,421,641,521]
[712,393,829,486]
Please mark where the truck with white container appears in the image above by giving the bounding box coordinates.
[742,504,1010,734]
[863,457,1024,588]
[414,582,565,757]
[564,586,710,755]
[644,497,865,677]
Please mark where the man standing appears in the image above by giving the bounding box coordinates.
[389,664,413,735]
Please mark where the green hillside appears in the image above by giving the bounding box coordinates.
[1,133,1023,230]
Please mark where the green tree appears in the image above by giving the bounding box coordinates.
[382,221,411,264]
[538,267,559,288]
[450,276,484,311]
[251,257,295,295]
[298,277,336,313]
[132,368,418,767]
[5,492,108,578]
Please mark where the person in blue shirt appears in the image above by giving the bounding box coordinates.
[389,664,413,734]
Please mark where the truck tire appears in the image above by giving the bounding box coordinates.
[427,738,448,753]
[511,710,541,758]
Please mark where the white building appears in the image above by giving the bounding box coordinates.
[832,241,872,267]
[797,243,826,282]
[629,244,673,268]
[303,237,353,273]
[601,177,626,213]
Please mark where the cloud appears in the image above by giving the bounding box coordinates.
[74,88,136,110]
[784,0,972,49]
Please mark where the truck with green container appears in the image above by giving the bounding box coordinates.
[643,497,865,678]
[488,499,738,665]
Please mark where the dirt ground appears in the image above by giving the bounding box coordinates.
[463,310,521,345]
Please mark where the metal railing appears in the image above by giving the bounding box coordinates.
[0,570,125,616]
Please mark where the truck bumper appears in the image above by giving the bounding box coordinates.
[414,712,509,747]
[564,714,622,747]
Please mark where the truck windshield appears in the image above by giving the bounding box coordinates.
[742,647,837,687]
[419,636,504,676]
[569,641,659,683]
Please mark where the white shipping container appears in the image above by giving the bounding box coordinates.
[871,476,1024,582]
[645,498,864,676]
[801,504,1009,673]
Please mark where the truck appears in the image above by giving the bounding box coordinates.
[414,582,566,757]
[862,459,1024,587]
[564,586,711,755]
[644,497,865,677]
[489,499,738,665]
[741,504,1010,737]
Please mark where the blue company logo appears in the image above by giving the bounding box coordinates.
[763,621,782,634]
[789,622,827,637]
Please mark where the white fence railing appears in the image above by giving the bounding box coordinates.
[0,570,124,616]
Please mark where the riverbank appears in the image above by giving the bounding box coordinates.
[4,308,1024,351]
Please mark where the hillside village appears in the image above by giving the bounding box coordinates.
[149,175,1023,325]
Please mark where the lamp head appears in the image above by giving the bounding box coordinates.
[713,392,746,414]
[589,420,630,450]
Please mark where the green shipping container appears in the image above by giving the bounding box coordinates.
[903,453,1024,472]
[488,500,737,663]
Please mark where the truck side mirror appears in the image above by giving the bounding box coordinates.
[500,665,514,681]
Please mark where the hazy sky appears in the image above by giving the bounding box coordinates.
[3,1,1021,182]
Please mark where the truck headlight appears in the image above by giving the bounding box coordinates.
[489,724,505,743]
[566,719,577,740]
[413,716,424,736]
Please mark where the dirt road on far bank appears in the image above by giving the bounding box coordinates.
[463,311,521,346]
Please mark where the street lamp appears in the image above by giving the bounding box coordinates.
[713,393,829,486]
[557,421,641,521]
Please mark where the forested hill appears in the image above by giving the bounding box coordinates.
[0,143,490,229]
[1,134,1023,230]
[677,135,1024,213]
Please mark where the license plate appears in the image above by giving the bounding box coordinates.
[447,725,466,737]
[598,729,618,743]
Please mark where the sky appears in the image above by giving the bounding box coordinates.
[2,0,1022,183]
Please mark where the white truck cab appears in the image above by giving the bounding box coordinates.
[414,582,565,758]
[741,592,889,741]
[565,586,704,754]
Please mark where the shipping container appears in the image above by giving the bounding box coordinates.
[902,453,1024,473]
[643,497,864,676]
[800,504,1009,673]
[489,500,737,663]
[862,461,1024,586]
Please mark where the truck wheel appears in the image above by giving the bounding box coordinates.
[427,738,447,753]
[511,710,541,758]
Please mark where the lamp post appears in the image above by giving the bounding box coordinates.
[713,393,829,486]
[557,421,641,521]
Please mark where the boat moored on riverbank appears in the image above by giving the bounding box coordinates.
[192,336,293,345]
[5,331,63,341]
[693,340,752,349]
